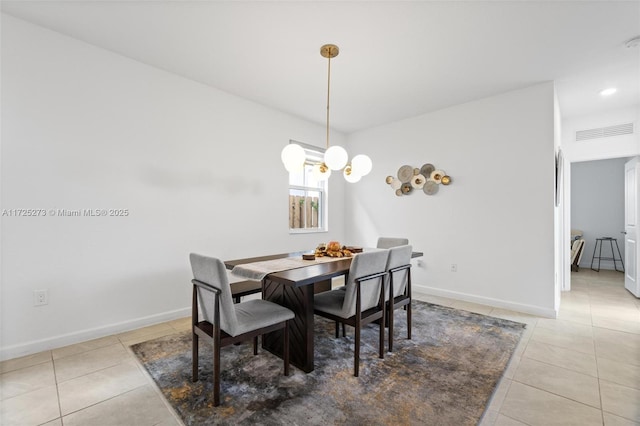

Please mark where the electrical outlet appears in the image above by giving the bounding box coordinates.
[450,264,457,272]
[34,290,48,306]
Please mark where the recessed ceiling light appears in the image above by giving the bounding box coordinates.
[600,88,617,96]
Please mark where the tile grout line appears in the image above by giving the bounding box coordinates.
[492,376,513,416]
[500,412,534,426]
[590,294,606,426]
[51,351,64,426]
[51,337,122,362]
[517,352,598,379]
[124,340,185,425]
[509,378,603,411]
[58,384,148,419]
[0,356,52,376]
[54,343,131,385]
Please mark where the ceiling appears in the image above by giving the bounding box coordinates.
[2,1,639,133]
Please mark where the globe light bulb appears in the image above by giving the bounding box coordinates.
[350,154,372,176]
[343,165,362,183]
[324,146,348,170]
[285,160,305,173]
[281,144,306,171]
[312,163,332,180]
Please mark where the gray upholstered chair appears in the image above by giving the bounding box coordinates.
[190,253,295,406]
[377,237,409,249]
[570,238,585,272]
[314,249,390,376]
[385,245,413,352]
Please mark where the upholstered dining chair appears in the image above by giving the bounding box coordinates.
[385,245,413,352]
[376,237,409,249]
[190,253,295,406]
[314,249,390,377]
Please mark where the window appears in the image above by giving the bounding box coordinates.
[288,141,327,233]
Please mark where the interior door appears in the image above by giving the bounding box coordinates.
[624,157,639,297]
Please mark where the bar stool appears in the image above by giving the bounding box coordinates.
[590,237,625,272]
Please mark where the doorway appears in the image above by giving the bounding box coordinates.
[563,155,640,295]
[571,158,627,273]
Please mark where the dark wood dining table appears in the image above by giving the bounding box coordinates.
[225,250,423,373]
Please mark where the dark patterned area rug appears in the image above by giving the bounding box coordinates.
[131,301,525,425]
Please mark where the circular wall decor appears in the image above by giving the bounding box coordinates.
[411,174,426,189]
[430,170,445,183]
[420,163,435,177]
[386,162,452,197]
[397,165,414,183]
[423,180,439,195]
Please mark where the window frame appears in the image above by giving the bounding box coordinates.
[287,140,328,234]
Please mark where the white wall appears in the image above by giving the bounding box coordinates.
[554,88,565,311]
[571,158,627,270]
[0,15,347,360]
[345,82,557,317]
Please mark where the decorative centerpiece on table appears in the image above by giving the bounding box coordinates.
[315,241,363,258]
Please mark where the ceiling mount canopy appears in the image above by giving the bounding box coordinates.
[281,44,372,183]
[320,43,339,59]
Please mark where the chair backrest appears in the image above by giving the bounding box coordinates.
[341,249,390,318]
[570,239,585,265]
[386,245,412,298]
[190,253,238,335]
[377,237,409,249]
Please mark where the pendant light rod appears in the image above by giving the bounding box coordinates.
[326,52,331,149]
[320,44,339,150]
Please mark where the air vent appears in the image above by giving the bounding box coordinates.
[575,123,634,141]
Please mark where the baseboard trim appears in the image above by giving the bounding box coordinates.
[413,284,557,319]
[0,307,191,361]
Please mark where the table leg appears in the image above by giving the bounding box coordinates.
[262,278,315,373]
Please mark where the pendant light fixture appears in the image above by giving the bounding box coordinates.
[281,44,372,182]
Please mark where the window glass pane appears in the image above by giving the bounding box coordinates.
[289,189,322,230]
[287,142,326,232]
[305,165,322,188]
[289,168,305,186]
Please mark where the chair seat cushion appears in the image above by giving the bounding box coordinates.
[314,288,347,318]
[231,299,294,336]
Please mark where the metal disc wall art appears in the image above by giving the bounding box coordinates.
[423,180,439,195]
[420,163,435,177]
[386,162,452,197]
[397,165,414,183]
[401,182,413,194]
[411,174,426,189]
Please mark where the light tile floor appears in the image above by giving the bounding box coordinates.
[1,269,638,426]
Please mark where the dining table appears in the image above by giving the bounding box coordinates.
[225,249,423,373]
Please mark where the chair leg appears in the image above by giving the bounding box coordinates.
[335,321,340,338]
[253,336,258,355]
[407,300,412,340]
[354,322,360,377]
[342,322,346,337]
[283,321,290,376]
[379,306,385,360]
[192,332,199,382]
[388,303,394,353]
[213,338,221,407]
